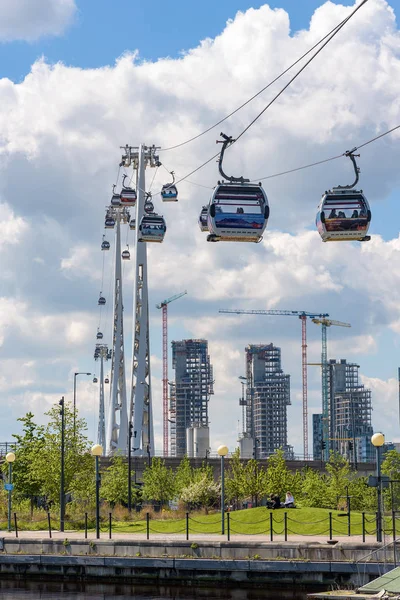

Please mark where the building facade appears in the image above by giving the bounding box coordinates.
[242,344,292,459]
[170,339,214,457]
[312,413,323,460]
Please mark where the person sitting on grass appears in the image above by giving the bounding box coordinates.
[284,491,295,508]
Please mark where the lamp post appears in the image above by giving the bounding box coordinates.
[5,452,15,532]
[59,396,65,533]
[73,372,91,437]
[91,444,103,539]
[217,444,229,535]
[371,432,385,543]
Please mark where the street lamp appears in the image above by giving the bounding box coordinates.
[73,372,91,437]
[371,432,385,543]
[91,444,103,539]
[217,444,229,535]
[59,396,65,533]
[5,452,15,532]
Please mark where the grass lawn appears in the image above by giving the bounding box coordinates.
[4,506,385,537]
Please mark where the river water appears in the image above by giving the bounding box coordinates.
[0,581,319,599]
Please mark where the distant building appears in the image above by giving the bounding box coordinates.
[170,339,214,458]
[240,344,292,459]
[312,413,323,460]
[328,359,374,463]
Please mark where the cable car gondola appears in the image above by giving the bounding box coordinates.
[138,213,166,243]
[105,377,109,384]
[122,246,130,260]
[101,235,110,251]
[93,376,98,383]
[104,216,115,229]
[316,150,371,242]
[98,294,106,306]
[129,218,136,230]
[111,185,121,206]
[96,330,103,340]
[207,133,269,243]
[120,175,137,206]
[198,206,209,232]
[161,171,178,202]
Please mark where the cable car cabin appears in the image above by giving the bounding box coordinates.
[101,240,110,251]
[161,184,178,202]
[207,183,269,242]
[198,206,209,232]
[316,189,371,242]
[93,376,98,383]
[122,249,130,260]
[104,217,115,229]
[96,331,103,340]
[120,186,137,206]
[104,378,109,384]
[144,201,154,213]
[98,296,106,306]
[129,218,136,230]
[138,214,166,243]
[111,192,121,206]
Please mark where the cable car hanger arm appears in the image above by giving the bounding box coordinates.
[336,148,360,190]
[217,133,250,184]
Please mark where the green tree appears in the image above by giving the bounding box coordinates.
[100,454,134,507]
[298,467,328,508]
[29,401,93,505]
[225,448,245,507]
[8,413,45,513]
[267,449,291,498]
[325,452,351,508]
[180,475,220,512]
[242,459,267,506]
[175,455,194,494]
[142,458,175,505]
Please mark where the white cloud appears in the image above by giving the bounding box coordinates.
[0,0,76,42]
[0,0,400,451]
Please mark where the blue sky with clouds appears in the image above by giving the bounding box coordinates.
[0,0,400,456]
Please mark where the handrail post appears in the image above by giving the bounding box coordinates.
[109,512,112,540]
[227,512,230,541]
[47,512,52,539]
[186,512,189,541]
[284,512,288,541]
[393,510,397,567]
[14,513,18,538]
[84,512,88,539]
[270,512,273,542]
[146,512,150,540]
[329,512,332,541]
[362,512,365,543]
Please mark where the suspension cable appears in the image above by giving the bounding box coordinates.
[159,12,353,152]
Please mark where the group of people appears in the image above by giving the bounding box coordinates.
[266,491,295,509]
[328,208,366,219]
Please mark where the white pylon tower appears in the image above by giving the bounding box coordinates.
[106,205,130,455]
[94,343,110,451]
[121,144,160,457]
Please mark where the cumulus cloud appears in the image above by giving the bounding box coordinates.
[1,0,400,452]
[0,0,76,42]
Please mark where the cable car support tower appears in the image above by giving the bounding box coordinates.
[94,343,111,451]
[121,144,160,457]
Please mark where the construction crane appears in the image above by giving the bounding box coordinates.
[311,318,351,461]
[219,309,328,459]
[156,291,187,456]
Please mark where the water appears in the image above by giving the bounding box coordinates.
[0,581,318,599]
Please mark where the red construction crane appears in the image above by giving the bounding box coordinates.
[219,309,328,459]
[156,291,187,456]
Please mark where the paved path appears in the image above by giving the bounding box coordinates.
[0,530,380,544]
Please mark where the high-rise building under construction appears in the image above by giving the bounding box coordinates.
[312,359,373,462]
[239,344,292,459]
[170,339,214,457]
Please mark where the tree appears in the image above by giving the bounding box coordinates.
[175,455,194,494]
[267,449,292,499]
[325,452,351,508]
[7,413,45,513]
[225,448,245,507]
[142,458,175,505]
[29,401,93,505]
[180,475,220,512]
[100,454,134,507]
[242,459,267,507]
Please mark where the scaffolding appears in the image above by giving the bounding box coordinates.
[245,344,291,458]
[171,339,214,457]
[328,359,373,462]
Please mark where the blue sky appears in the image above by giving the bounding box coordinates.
[0,0,400,456]
[0,0,356,82]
